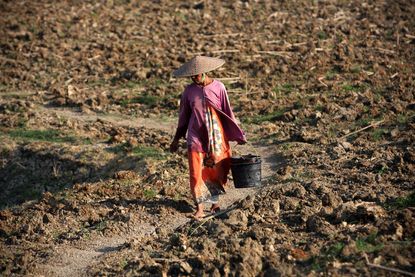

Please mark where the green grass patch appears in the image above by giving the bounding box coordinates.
[356,233,384,253]
[106,143,128,154]
[310,242,345,272]
[396,112,414,125]
[132,146,165,160]
[143,188,157,199]
[356,114,382,128]
[173,193,185,201]
[92,220,108,232]
[389,191,415,209]
[357,117,372,127]
[123,81,142,89]
[397,113,408,125]
[244,109,286,124]
[120,95,158,107]
[326,242,345,256]
[107,144,165,160]
[281,142,293,150]
[371,128,387,141]
[376,164,389,175]
[273,83,294,95]
[354,114,384,131]
[6,129,78,143]
[341,83,364,92]
[317,31,327,40]
[315,104,324,112]
[83,137,93,145]
[373,92,384,103]
[152,78,167,88]
[79,227,91,240]
[119,259,128,269]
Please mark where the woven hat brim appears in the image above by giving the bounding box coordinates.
[172,57,225,78]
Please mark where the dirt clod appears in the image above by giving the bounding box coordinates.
[1,0,414,276]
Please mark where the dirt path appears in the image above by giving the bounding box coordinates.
[35,106,278,276]
[39,106,177,133]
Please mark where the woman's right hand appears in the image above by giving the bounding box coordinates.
[169,139,179,153]
[238,139,247,145]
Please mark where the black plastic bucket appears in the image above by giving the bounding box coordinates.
[230,154,261,188]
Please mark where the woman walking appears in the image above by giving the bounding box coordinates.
[170,56,246,219]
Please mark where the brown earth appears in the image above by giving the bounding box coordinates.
[1,0,414,276]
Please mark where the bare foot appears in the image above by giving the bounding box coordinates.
[192,209,205,219]
[210,204,220,213]
[192,203,205,219]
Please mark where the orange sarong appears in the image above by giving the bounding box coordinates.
[188,105,231,204]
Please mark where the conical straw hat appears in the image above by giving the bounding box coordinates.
[172,56,225,78]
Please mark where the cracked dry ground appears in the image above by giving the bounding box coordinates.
[1,0,415,276]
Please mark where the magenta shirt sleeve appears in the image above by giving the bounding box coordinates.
[211,81,246,144]
[220,85,237,122]
[174,89,191,140]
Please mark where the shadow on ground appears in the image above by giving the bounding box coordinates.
[0,143,150,210]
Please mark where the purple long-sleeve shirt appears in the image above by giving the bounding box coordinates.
[174,79,246,152]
